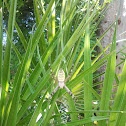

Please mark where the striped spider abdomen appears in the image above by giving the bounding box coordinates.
[58,69,65,82]
[58,69,65,89]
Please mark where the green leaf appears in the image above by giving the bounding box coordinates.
[28,90,48,126]
[15,22,27,50]
[42,90,59,126]
[58,116,109,126]
[98,18,117,126]
[109,60,126,126]
[1,0,17,125]
[84,2,93,124]
[0,5,3,126]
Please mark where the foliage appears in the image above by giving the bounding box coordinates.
[0,0,126,126]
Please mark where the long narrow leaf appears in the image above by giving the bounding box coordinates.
[84,2,93,124]
[59,116,109,126]
[42,90,59,126]
[1,0,17,125]
[0,5,3,126]
[98,20,117,126]
[108,60,126,126]
[28,90,48,126]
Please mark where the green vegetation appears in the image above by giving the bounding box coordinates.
[0,0,126,126]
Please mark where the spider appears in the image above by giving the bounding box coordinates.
[49,65,75,99]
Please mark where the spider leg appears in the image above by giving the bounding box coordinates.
[48,64,58,84]
[64,65,74,83]
[64,75,71,83]
[64,85,77,102]
[48,64,56,80]
[51,85,59,96]
[64,85,74,99]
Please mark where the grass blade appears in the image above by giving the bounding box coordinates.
[0,5,3,126]
[59,116,109,126]
[108,60,126,126]
[115,92,126,126]
[42,90,59,126]
[98,21,117,126]
[1,0,17,125]
[28,90,48,126]
[15,22,27,50]
[84,1,93,124]
[33,0,46,55]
